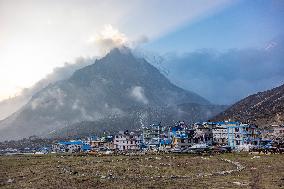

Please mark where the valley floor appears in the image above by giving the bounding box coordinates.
[0,153,283,189]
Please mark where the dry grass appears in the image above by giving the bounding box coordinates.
[0,153,283,189]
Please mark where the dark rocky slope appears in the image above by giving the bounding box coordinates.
[213,84,284,127]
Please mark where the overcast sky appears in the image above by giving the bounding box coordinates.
[0,0,283,104]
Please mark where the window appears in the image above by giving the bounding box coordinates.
[235,128,239,132]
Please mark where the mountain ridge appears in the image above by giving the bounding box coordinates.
[213,83,284,127]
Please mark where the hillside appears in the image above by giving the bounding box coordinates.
[49,103,227,138]
[213,84,284,127]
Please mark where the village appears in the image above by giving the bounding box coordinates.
[2,120,284,188]
[20,121,283,155]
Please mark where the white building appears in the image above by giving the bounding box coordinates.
[114,131,142,151]
[211,121,259,149]
[142,123,163,149]
[212,125,228,145]
[226,123,258,149]
[193,123,213,145]
[52,141,82,153]
[52,140,90,153]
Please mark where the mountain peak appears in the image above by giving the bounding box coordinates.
[106,46,132,59]
[0,48,211,141]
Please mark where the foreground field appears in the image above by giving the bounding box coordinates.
[0,153,283,189]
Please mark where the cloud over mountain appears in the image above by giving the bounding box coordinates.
[162,39,284,104]
[0,48,224,141]
[130,86,148,104]
[0,57,94,120]
[88,25,129,55]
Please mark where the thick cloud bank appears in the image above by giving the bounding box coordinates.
[162,39,284,105]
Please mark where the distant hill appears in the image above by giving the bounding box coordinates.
[213,84,284,127]
[0,47,225,141]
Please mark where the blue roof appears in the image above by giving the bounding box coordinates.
[58,141,84,145]
[175,133,188,139]
[82,144,91,151]
[214,121,241,125]
[171,126,183,132]
[171,131,188,138]
[39,147,50,150]
[160,139,172,145]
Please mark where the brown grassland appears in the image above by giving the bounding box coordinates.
[0,153,283,189]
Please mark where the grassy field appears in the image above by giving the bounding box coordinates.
[0,153,283,189]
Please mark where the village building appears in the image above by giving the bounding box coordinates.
[212,124,228,145]
[262,125,284,142]
[114,130,142,151]
[159,127,172,151]
[142,123,163,149]
[52,140,91,153]
[193,122,213,145]
[211,122,230,146]
[208,121,260,149]
[225,122,259,149]
[170,125,193,150]
[88,135,114,151]
[159,137,172,151]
